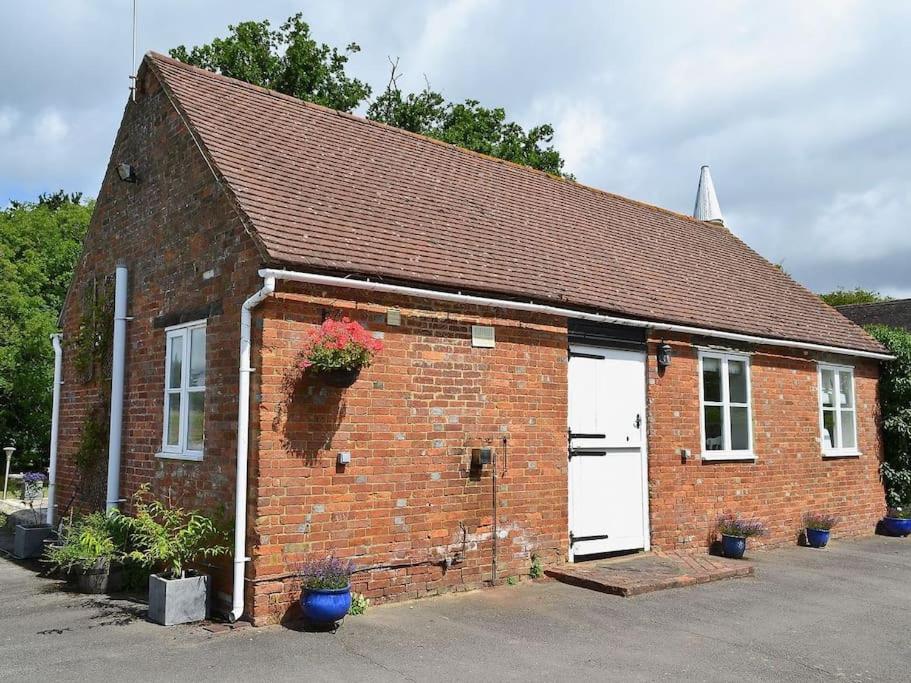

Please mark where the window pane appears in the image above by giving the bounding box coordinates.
[704,405,724,451]
[189,327,206,388]
[838,371,854,409]
[728,359,748,404]
[822,410,835,449]
[703,357,722,403]
[820,369,835,407]
[168,335,183,389]
[841,410,856,449]
[730,407,750,451]
[187,392,205,451]
[166,393,181,446]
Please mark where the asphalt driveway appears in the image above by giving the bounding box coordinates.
[2,536,909,682]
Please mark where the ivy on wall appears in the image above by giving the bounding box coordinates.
[867,325,911,507]
[71,274,115,383]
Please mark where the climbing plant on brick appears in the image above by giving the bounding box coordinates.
[867,325,911,507]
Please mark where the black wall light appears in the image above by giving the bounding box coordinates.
[657,341,673,369]
[116,163,137,183]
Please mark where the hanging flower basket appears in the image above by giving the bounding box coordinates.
[297,317,383,388]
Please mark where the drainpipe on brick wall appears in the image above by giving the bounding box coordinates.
[231,274,276,623]
[105,265,129,513]
[46,333,63,526]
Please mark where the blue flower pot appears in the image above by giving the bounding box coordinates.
[721,534,747,559]
[805,528,830,548]
[882,517,911,537]
[300,585,351,624]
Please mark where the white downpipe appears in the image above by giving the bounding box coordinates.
[47,334,63,526]
[258,268,894,361]
[231,275,276,622]
[105,265,129,512]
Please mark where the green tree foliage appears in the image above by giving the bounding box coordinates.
[819,288,892,307]
[0,192,92,468]
[866,325,911,507]
[169,14,371,113]
[170,17,569,176]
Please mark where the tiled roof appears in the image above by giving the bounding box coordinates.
[838,299,911,332]
[146,52,883,355]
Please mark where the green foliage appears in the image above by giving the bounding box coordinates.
[74,405,108,475]
[506,575,519,586]
[866,325,911,507]
[529,554,544,579]
[169,15,569,176]
[43,511,120,574]
[348,591,369,615]
[819,288,892,307]
[0,512,7,529]
[118,484,230,579]
[169,13,371,113]
[0,192,92,469]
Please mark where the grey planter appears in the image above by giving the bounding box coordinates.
[13,524,53,559]
[76,558,111,594]
[148,572,210,626]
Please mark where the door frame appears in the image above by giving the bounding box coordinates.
[566,344,651,561]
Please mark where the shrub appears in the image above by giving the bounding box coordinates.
[529,554,543,579]
[887,506,911,520]
[43,512,120,574]
[803,512,838,531]
[119,484,229,580]
[866,325,911,508]
[297,317,383,373]
[348,591,369,615]
[717,514,767,538]
[298,556,355,590]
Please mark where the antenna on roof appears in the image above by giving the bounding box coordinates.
[129,0,137,101]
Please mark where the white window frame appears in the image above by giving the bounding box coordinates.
[159,320,206,461]
[698,350,755,461]
[818,363,860,458]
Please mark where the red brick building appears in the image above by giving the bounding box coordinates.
[53,53,890,625]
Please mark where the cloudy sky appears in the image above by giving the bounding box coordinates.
[2,1,909,296]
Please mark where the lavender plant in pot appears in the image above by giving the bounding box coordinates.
[298,556,354,626]
[13,472,52,559]
[717,514,766,559]
[803,512,838,548]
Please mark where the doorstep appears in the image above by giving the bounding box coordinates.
[545,550,753,596]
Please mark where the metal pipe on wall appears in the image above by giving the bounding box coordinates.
[105,265,128,512]
[47,334,63,525]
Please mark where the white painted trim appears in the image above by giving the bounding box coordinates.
[817,364,859,457]
[259,269,893,361]
[161,320,206,460]
[698,350,754,460]
[701,452,757,462]
[155,451,204,462]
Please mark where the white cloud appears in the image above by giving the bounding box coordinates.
[33,109,69,145]
[0,106,19,136]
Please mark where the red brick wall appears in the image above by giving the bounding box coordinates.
[55,65,262,606]
[247,286,568,625]
[646,334,884,550]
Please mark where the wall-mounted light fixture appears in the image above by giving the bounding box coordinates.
[657,341,673,369]
[116,163,137,183]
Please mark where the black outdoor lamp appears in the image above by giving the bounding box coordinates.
[657,341,673,369]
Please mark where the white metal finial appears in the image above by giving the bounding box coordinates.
[693,165,724,226]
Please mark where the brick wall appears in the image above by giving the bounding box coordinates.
[646,334,884,550]
[247,286,568,625]
[55,64,262,606]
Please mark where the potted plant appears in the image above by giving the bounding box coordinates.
[298,556,355,626]
[297,317,383,388]
[882,506,911,537]
[717,514,766,559]
[42,512,119,593]
[13,472,53,559]
[121,485,229,625]
[803,512,838,548]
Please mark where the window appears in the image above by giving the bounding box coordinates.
[699,351,753,460]
[161,321,206,460]
[818,364,858,456]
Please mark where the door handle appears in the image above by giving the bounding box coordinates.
[634,414,642,429]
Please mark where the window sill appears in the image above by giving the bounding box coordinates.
[155,451,203,462]
[822,450,862,459]
[701,452,756,462]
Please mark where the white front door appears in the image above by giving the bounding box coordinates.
[568,345,649,558]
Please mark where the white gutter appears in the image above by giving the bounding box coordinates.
[47,334,63,526]
[259,269,894,361]
[105,265,129,512]
[231,274,276,622]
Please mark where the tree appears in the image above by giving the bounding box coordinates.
[169,14,371,113]
[819,288,892,307]
[866,325,911,508]
[0,193,92,469]
[170,17,569,177]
